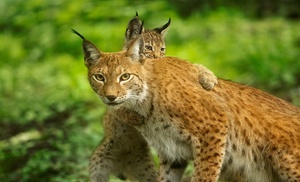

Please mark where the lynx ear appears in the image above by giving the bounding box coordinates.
[82,40,102,67]
[125,12,144,42]
[153,18,171,36]
[72,29,101,67]
[127,36,145,63]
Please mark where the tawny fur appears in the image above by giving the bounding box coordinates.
[81,36,300,182]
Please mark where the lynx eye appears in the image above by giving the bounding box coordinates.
[145,45,153,51]
[93,74,105,82]
[120,73,131,81]
[161,48,166,51]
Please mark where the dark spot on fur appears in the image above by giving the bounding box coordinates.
[228,156,233,165]
[232,144,237,151]
[163,124,170,129]
[241,149,246,156]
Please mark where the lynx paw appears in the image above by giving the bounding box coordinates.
[194,64,218,90]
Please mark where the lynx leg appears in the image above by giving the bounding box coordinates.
[89,137,114,182]
[191,137,226,182]
[121,143,158,182]
[90,109,157,182]
[271,150,300,181]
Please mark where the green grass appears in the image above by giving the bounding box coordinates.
[1,0,300,181]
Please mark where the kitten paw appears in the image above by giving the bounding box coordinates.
[194,64,218,90]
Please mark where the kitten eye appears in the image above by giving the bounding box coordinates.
[161,48,166,51]
[145,45,153,51]
[120,73,131,81]
[93,74,105,82]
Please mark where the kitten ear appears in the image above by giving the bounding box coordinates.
[72,29,102,68]
[153,18,171,36]
[125,13,144,41]
[127,36,145,63]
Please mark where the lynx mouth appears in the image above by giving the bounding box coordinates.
[106,101,124,106]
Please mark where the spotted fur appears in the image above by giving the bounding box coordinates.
[78,33,300,182]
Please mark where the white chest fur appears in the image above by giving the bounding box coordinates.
[136,117,193,162]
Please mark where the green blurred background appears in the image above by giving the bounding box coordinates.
[1,0,300,181]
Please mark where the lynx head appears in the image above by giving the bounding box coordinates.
[124,12,171,59]
[73,29,147,109]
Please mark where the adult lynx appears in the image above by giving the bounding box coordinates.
[88,14,167,182]
[76,30,300,182]
[87,14,218,182]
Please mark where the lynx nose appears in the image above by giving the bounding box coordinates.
[153,53,160,59]
[106,95,117,101]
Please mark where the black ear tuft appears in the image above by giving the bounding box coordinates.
[72,29,85,40]
[153,18,171,34]
[72,29,101,67]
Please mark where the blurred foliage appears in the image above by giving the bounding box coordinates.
[167,0,300,19]
[0,0,299,181]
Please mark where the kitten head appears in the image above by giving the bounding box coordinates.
[124,13,171,59]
